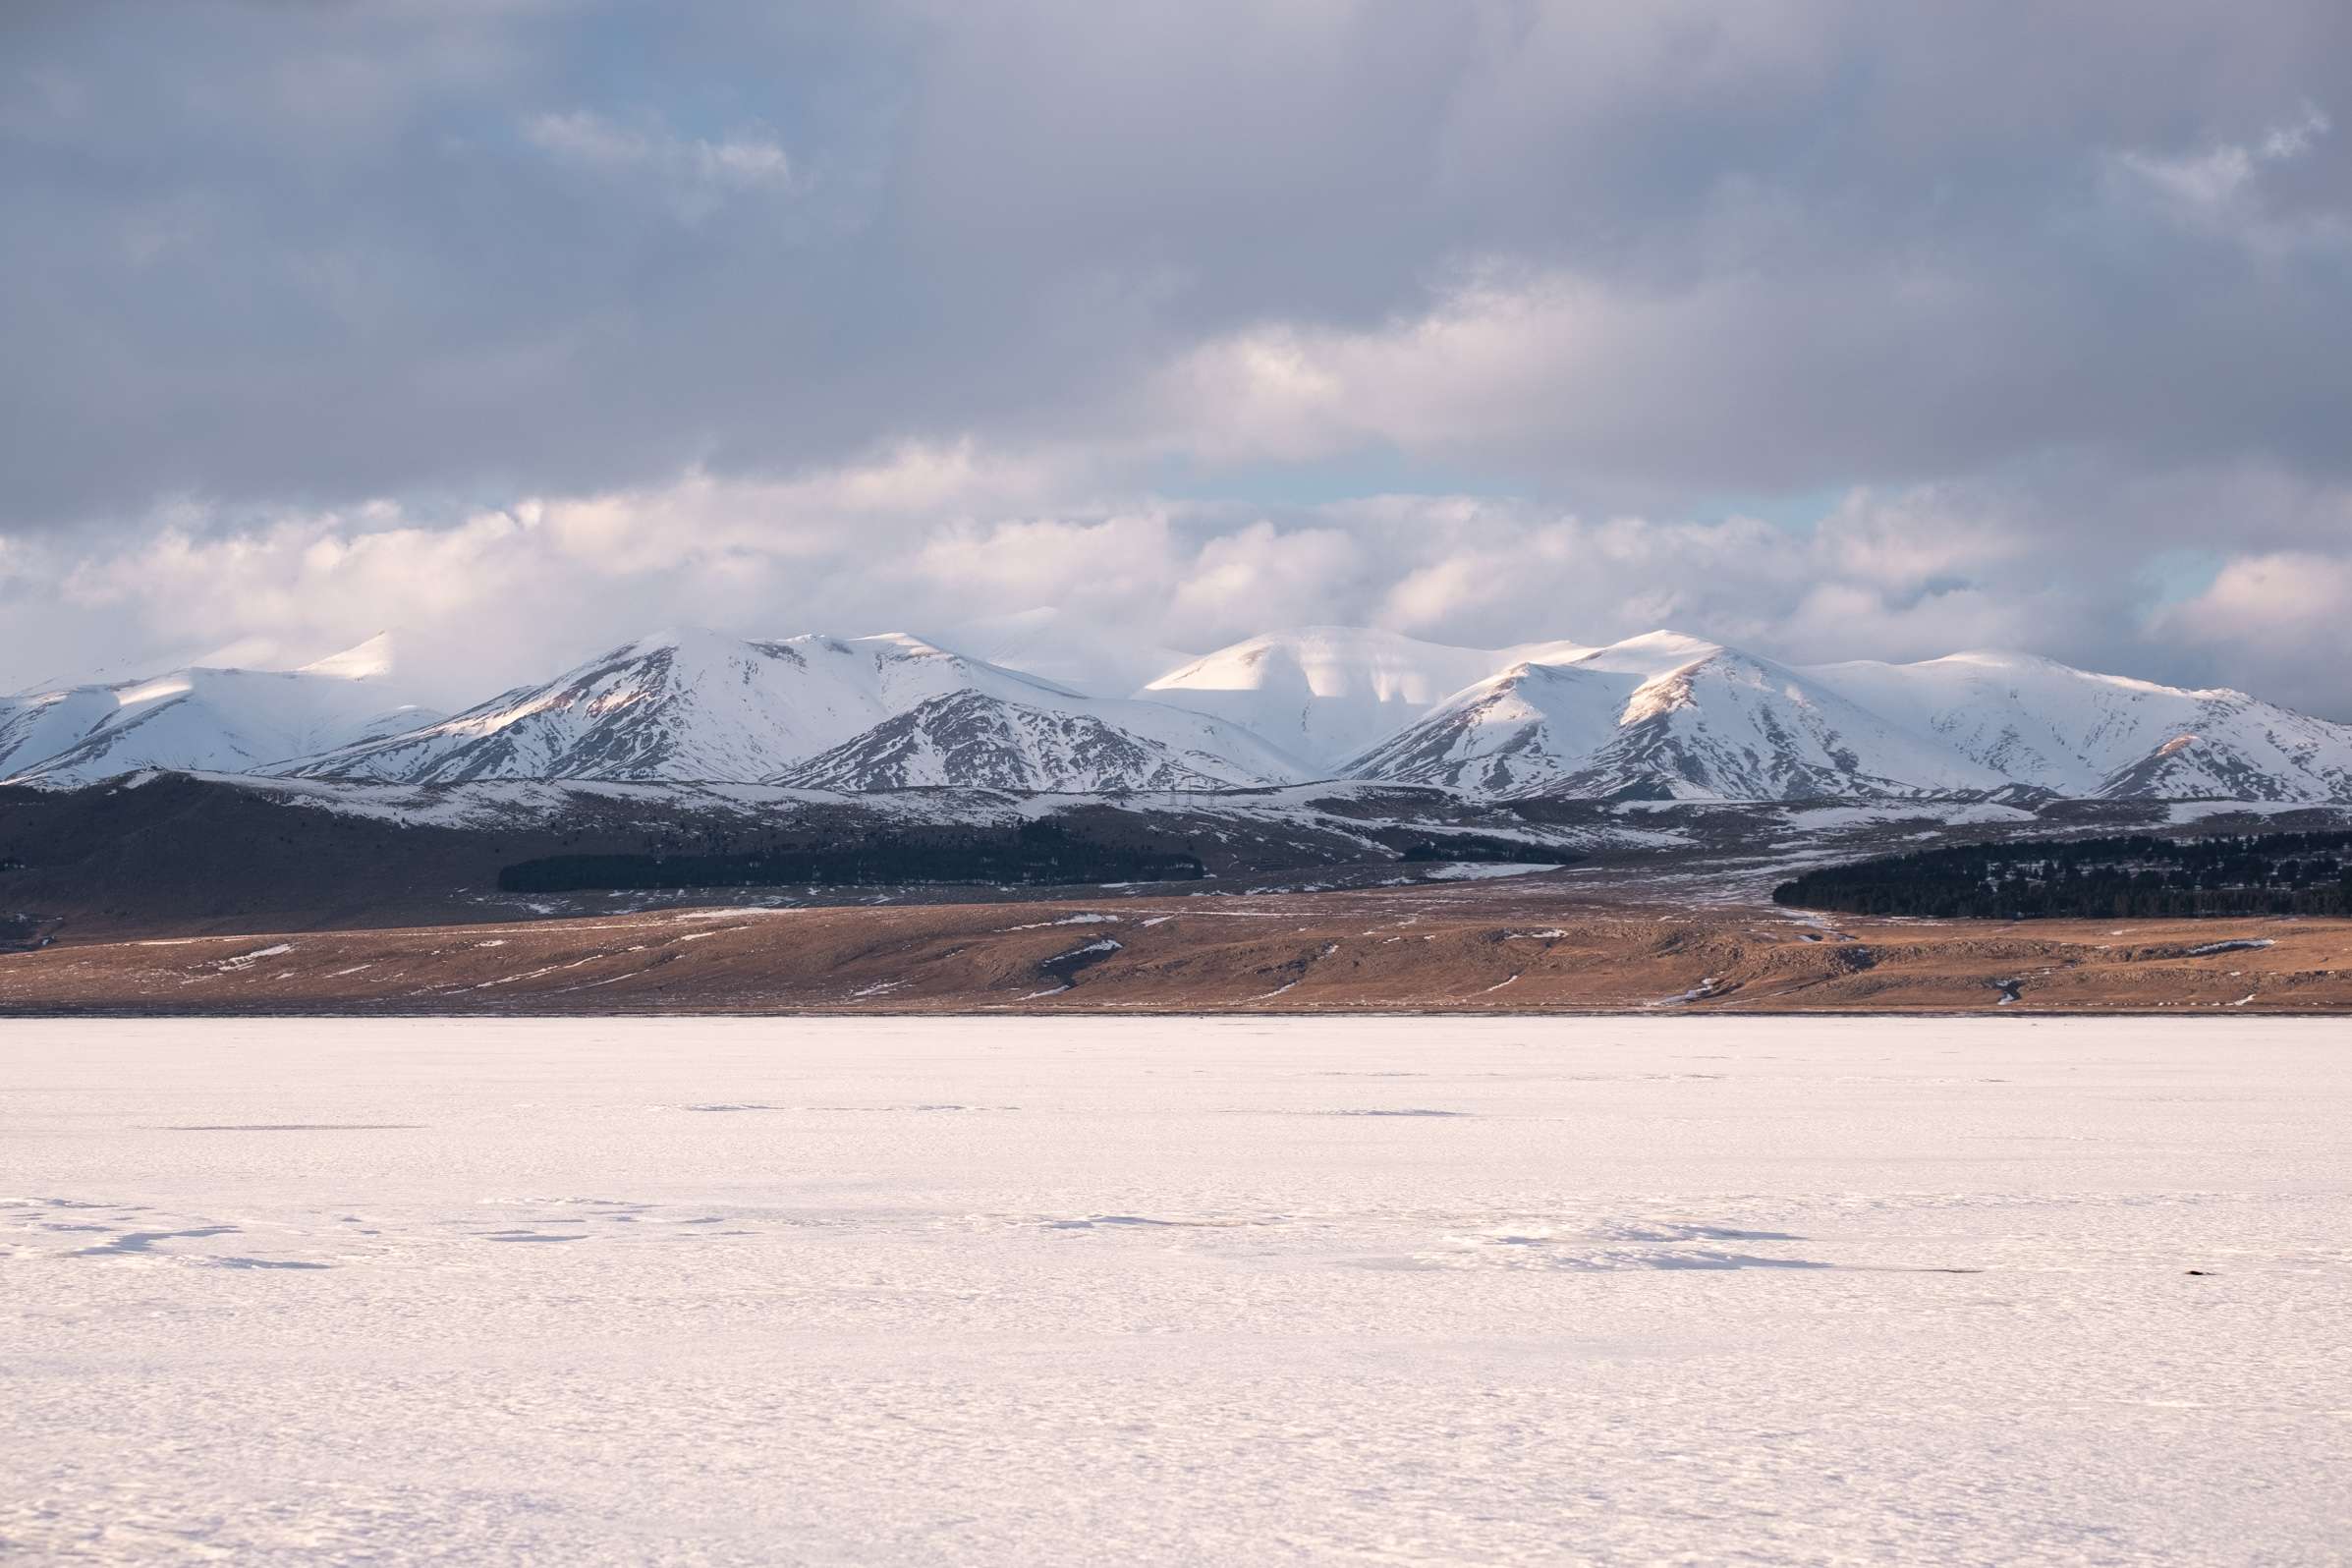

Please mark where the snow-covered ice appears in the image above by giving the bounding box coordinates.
[1417,861,1565,880]
[4,1017,2348,1565]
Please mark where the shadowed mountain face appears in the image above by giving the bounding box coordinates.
[773,691,1288,792]
[8,623,2352,804]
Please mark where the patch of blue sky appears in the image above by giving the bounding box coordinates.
[2138,547,2225,606]
[1690,485,1850,533]
[1146,447,1512,508]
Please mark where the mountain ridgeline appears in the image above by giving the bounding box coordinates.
[7,624,2352,806]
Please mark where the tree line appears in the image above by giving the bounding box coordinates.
[499,820,1206,893]
[1399,834,1582,865]
[1773,831,2352,919]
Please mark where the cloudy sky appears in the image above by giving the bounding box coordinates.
[5,1,2349,712]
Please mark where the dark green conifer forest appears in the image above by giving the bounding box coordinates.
[1774,833,2352,919]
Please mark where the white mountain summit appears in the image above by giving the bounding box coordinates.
[1140,626,1594,772]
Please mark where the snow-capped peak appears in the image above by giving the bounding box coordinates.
[1560,630,1727,678]
[1140,626,1596,772]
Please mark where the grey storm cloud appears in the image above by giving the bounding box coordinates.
[3,0,2350,713]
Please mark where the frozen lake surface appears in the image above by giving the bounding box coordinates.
[5,1017,2349,1565]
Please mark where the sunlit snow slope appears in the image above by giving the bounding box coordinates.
[1,635,438,785]
[1141,627,1593,773]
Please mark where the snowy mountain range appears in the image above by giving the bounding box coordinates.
[8,623,2351,805]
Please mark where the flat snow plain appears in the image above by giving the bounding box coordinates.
[5,1018,2348,1566]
